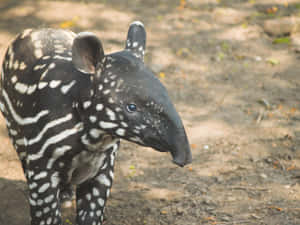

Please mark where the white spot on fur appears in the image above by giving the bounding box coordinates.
[108,97,114,103]
[115,107,122,112]
[31,192,38,199]
[29,182,38,189]
[36,199,43,206]
[19,62,27,70]
[33,64,46,71]
[89,115,97,123]
[38,82,48,89]
[51,202,57,209]
[15,82,28,94]
[93,187,100,196]
[46,217,52,225]
[133,42,138,48]
[43,207,50,214]
[86,193,91,201]
[109,170,114,179]
[40,68,49,80]
[34,49,43,58]
[53,55,72,61]
[90,202,96,210]
[35,210,42,217]
[99,121,118,129]
[49,80,61,88]
[101,162,108,170]
[29,197,36,206]
[13,60,19,70]
[97,198,104,207]
[9,129,18,136]
[48,63,56,70]
[130,136,143,144]
[116,128,126,136]
[96,104,103,111]
[83,101,91,109]
[110,81,116,87]
[34,171,47,180]
[44,194,54,203]
[61,80,76,94]
[96,210,102,217]
[121,122,128,127]
[89,128,103,138]
[38,182,50,193]
[11,75,17,84]
[27,84,37,95]
[51,172,60,188]
[103,89,110,95]
[105,108,116,121]
[42,55,51,60]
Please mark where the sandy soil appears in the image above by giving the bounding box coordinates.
[1,0,300,224]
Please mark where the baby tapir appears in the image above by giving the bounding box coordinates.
[0,21,192,225]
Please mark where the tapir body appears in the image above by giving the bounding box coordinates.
[0,22,191,225]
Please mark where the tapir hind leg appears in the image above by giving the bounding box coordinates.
[76,145,118,225]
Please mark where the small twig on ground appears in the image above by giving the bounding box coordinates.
[287,208,300,211]
[216,220,253,224]
[256,108,265,124]
[230,186,269,191]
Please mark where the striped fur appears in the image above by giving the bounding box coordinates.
[0,28,119,225]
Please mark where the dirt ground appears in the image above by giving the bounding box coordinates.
[1,0,300,224]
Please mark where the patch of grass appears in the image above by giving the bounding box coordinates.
[272,37,291,45]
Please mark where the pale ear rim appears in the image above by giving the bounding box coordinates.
[130,21,144,27]
[72,32,105,74]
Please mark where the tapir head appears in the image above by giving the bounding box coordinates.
[72,21,192,167]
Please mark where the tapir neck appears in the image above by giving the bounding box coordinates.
[80,126,119,152]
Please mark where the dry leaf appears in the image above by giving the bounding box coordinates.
[177,0,187,10]
[204,217,215,221]
[59,16,80,29]
[159,72,166,79]
[287,165,296,171]
[269,206,283,211]
[190,144,197,149]
[290,107,297,115]
[266,6,278,14]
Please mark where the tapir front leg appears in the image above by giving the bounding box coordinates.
[26,165,62,225]
[76,144,119,225]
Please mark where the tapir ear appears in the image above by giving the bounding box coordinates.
[72,32,105,74]
[125,21,146,61]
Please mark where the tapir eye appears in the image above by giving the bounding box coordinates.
[126,103,137,113]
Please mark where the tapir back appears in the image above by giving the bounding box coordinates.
[0,29,87,169]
